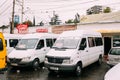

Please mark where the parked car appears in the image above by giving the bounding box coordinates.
[106,47,120,67]
[104,63,120,80]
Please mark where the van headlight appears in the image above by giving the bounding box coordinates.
[63,59,73,64]
[45,57,48,63]
[22,57,31,61]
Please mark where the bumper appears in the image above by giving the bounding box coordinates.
[107,61,118,67]
[0,67,7,71]
[8,61,33,67]
[45,63,76,71]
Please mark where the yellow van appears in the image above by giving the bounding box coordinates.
[0,32,7,71]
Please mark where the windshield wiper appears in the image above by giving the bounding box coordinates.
[52,46,59,49]
[60,47,69,49]
[15,47,27,50]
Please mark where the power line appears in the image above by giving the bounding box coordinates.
[26,0,98,11]
[0,3,12,16]
[0,0,8,7]
[25,0,120,14]
[0,0,12,9]
[0,0,12,16]
[25,0,85,3]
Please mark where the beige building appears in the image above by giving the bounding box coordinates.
[79,11,120,55]
[80,11,120,23]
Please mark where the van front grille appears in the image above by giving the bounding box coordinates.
[9,58,22,63]
[47,57,64,64]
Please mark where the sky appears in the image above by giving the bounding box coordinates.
[0,0,120,26]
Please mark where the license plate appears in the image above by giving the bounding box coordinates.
[50,67,59,70]
[11,63,18,66]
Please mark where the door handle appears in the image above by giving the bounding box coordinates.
[43,49,46,51]
[86,50,88,52]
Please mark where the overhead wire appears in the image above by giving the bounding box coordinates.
[0,0,8,8]
[25,0,85,3]
[25,0,120,15]
[0,2,12,16]
[25,0,98,10]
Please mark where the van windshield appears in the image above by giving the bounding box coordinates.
[53,37,80,49]
[15,39,38,50]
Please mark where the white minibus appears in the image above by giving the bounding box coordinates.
[7,33,58,69]
[45,30,104,76]
[3,33,23,54]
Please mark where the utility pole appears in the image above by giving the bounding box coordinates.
[10,0,15,34]
[53,10,55,17]
[21,0,24,23]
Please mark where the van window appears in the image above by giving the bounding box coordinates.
[95,37,103,46]
[36,40,44,49]
[16,39,38,49]
[46,39,53,48]
[53,38,56,43]
[53,37,79,49]
[88,37,95,47]
[79,38,86,50]
[9,39,19,47]
[0,38,3,51]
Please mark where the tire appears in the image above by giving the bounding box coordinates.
[97,55,102,65]
[32,59,40,70]
[75,63,82,77]
[39,62,44,68]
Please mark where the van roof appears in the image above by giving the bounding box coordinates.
[22,33,58,39]
[60,30,101,37]
[3,33,24,39]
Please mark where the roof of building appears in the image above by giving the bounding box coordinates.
[80,11,120,23]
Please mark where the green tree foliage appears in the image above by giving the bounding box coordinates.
[65,13,80,24]
[0,25,8,32]
[39,21,44,26]
[49,14,61,25]
[0,25,8,29]
[104,7,111,13]
[65,19,74,24]
[23,20,33,27]
[74,13,80,24]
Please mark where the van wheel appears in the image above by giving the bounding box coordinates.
[40,62,44,68]
[32,59,40,70]
[97,56,102,65]
[75,63,82,77]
